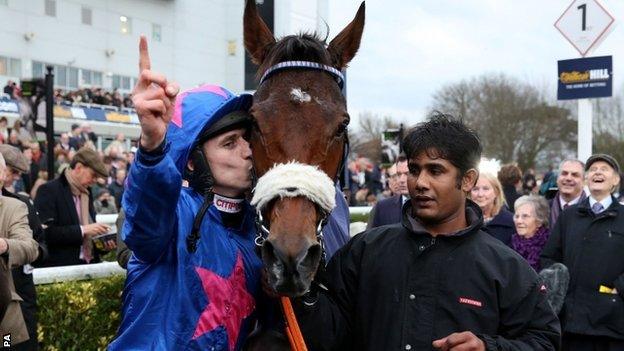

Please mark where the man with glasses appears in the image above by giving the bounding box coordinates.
[367,155,409,229]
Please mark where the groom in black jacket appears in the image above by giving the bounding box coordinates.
[294,115,560,351]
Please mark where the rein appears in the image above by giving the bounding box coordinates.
[253,60,348,351]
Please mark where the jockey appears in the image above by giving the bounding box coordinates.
[109,37,263,350]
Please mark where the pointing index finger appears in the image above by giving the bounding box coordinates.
[139,35,151,72]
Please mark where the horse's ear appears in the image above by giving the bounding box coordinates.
[327,2,365,69]
[244,0,276,65]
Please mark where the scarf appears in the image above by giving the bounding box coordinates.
[512,226,549,271]
[65,169,93,262]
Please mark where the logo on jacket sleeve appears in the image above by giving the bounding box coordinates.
[459,297,483,308]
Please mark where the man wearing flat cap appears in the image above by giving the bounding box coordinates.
[542,153,624,350]
[0,144,47,351]
[34,147,115,267]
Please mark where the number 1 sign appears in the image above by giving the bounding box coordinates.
[554,0,615,57]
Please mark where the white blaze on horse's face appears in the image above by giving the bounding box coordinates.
[289,88,312,104]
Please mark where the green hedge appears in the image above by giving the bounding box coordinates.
[350,212,369,223]
[36,274,124,350]
[33,214,370,349]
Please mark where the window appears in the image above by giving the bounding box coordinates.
[112,74,135,90]
[55,65,67,87]
[32,61,44,78]
[112,75,120,89]
[82,69,92,85]
[68,67,78,88]
[45,0,56,17]
[121,76,131,90]
[0,57,7,76]
[93,71,102,86]
[120,15,131,35]
[81,7,92,25]
[152,23,162,42]
[8,58,21,77]
[81,69,103,86]
[0,57,21,77]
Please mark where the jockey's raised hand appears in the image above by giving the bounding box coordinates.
[133,35,179,151]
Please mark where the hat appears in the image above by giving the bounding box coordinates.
[0,145,29,173]
[73,148,108,178]
[585,154,620,174]
[195,110,251,145]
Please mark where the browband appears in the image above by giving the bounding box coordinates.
[259,60,345,89]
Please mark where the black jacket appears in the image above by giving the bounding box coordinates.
[296,200,560,351]
[482,209,515,247]
[34,170,100,267]
[541,196,624,340]
[503,185,521,212]
[366,194,403,229]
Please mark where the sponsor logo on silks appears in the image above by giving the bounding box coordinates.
[213,194,244,213]
[459,297,483,308]
[3,333,10,348]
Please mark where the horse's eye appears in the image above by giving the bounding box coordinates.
[335,117,349,137]
[335,122,347,137]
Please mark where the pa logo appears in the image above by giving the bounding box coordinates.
[2,333,10,348]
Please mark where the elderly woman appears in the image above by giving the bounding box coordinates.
[512,195,550,271]
[470,172,515,246]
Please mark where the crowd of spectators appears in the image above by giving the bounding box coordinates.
[3,80,134,109]
[0,121,133,214]
[54,88,134,109]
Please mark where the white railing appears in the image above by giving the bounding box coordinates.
[33,207,373,285]
[349,206,372,215]
[33,262,125,285]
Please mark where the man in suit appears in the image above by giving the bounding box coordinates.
[0,144,46,351]
[549,159,586,229]
[541,154,624,350]
[0,152,39,347]
[34,147,114,267]
[367,155,409,229]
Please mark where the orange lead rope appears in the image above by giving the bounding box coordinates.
[281,296,308,351]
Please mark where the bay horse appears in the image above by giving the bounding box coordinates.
[244,0,365,298]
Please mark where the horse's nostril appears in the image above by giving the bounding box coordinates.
[298,244,321,270]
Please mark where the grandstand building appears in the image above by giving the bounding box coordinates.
[0,0,328,139]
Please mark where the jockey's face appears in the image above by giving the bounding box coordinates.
[202,128,253,197]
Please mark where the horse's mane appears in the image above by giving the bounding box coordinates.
[258,32,332,79]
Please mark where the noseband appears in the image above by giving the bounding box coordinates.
[251,60,348,258]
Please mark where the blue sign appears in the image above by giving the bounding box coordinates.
[558,56,612,100]
[0,97,20,114]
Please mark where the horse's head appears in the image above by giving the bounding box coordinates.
[244,0,364,297]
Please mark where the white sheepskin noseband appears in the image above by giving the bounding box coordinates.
[251,161,336,213]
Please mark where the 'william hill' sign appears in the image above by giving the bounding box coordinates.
[558,56,612,100]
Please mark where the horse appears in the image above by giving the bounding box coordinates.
[243,0,365,298]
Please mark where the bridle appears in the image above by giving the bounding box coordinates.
[251,60,349,351]
[251,60,349,261]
